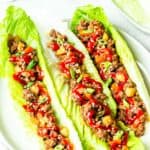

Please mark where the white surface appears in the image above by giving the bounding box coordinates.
[0,0,150,149]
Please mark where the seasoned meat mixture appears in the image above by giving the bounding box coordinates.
[8,36,73,150]
[76,20,147,137]
[48,30,130,150]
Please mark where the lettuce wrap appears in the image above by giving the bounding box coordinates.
[1,6,82,150]
[68,4,150,150]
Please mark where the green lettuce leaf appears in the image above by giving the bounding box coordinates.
[69,4,148,150]
[0,23,8,77]
[2,6,82,150]
[47,59,109,150]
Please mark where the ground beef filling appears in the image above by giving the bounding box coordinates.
[8,36,73,150]
[76,20,147,137]
[48,29,129,150]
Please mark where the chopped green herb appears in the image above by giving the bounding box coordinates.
[106,78,112,87]
[25,81,34,88]
[101,61,112,72]
[54,144,64,150]
[38,97,47,104]
[98,38,107,46]
[15,51,22,56]
[123,99,129,108]
[70,68,75,79]
[117,121,130,131]
[77,74,83,83]
[57,38,64,45]
[113,130,124,140]
[86,88,95,94]
[27,60,37,70]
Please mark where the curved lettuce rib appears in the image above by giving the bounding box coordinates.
[69,5,147,150]
[2,6,82,150]
[0,24,8,77]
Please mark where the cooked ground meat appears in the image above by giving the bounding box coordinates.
[76,20,147,137]
[8,36,73,150]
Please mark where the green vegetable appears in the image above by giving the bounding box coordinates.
[69,5,148,150]
[0,23,8,77]
[101,61,112,72]
[38,96,47,104]
[2,6,82,150]
[57,38,64,45]
[98,39,107,46]
[54,144,64,150]
[86,88,95,94]
[27,60,37,70]
[70,68,76,79]
[113,130,124,140]
[77,74,83,83]
[15,51,23,56]
[105,78,112,87]
[123,99,129,108]
[25,81,34,88]
[117,121,130,131]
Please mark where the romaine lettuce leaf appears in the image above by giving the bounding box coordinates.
[0,23,8,77]
[69,4,148,150]
[2,6,82,150]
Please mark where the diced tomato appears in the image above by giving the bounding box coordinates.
[99,69,107,80]
[126,108,144,125]
[38,127,49,138]
[72,83,87,105]
[103,104,111,115]
[87,110,96,126]
[87,34,98,52]
[127,97,134,105]
[59,61,70,78]
[68,46,84,61]
[114,93,122,104]
[110,139,121,150]
[121,132,128,145]
[13,72,26,85]
[22,53,32,64]
[23,104,35,113]
[82,76,102,92]
[87,40,95,52]
[62,139,73,150]
[9,55,19,63]
[49,42,60,51]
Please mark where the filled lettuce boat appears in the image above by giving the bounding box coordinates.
[0,6,82,150]
[68,4,150,149]
[47,27,145,149]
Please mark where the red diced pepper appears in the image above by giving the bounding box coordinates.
[9,56,19,63]
[50,42,60,51]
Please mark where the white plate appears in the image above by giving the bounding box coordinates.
[112,0,150,34]
[0,4,150,150]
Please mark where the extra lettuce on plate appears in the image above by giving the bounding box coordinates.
[69,5,149,150]
[1,6,82,150]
